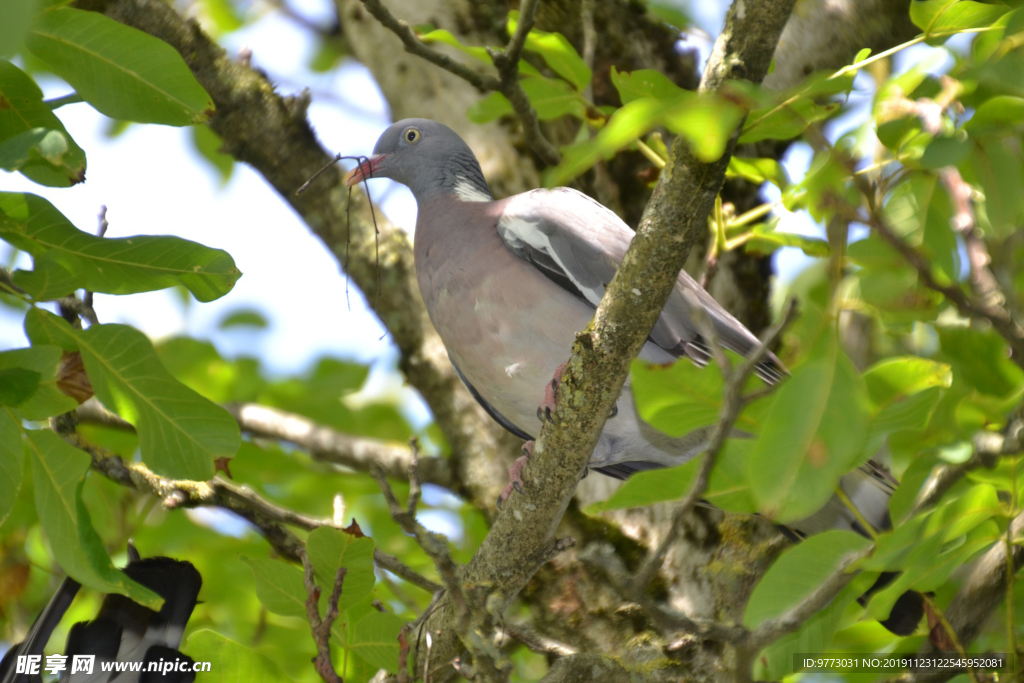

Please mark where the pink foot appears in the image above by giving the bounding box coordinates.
[497,441,534,509]
[536,363,567,424]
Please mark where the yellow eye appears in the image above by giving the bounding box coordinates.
[404,127,421,143]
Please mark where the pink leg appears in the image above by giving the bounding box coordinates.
[536,362,567,424]
[497,441,534,509]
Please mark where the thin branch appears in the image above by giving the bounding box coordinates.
[70,433,313,562]
[375,549,443,594]
[354,0,499,92]
[76,400,455,489]
[300,549,346,683]
[743,544,872,653]
[497,622,576,658]
[909,413,1024,517]
[485,0,561,165]
[629,300,797,596]
[355,0,561,165]
[74,400,445,592]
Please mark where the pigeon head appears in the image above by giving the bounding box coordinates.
[345,118,493,203]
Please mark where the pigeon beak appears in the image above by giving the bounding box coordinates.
[344,154,388,186]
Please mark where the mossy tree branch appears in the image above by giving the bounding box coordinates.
[412,0,797,679]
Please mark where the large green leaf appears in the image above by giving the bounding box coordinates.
[185,630,297,683]
[0,193,241,302]
[631,360,725,437]
[938,326,1024,397]
[0,345,77,420]
[911,0,1009,34]
[242,557,308,617]
[747,331,870,523]
[306,527,376,613]
[0,60,86,186]
[0,409,25,527]
[77,323,240,480]
[0,368,39,407]
[863,357,952,410]
[745,530,871,628]
[27,429,162,608]
[26,7,214,126]
[0,0,40,56]
[349,610,403,674]
[610,67,686,104]
[587,439,757,514]
[24,307,79,352]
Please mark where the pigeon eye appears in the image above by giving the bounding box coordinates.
[404,128,421,143]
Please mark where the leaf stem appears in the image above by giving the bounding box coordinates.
[834,486,878,540]
[44,92,84,109]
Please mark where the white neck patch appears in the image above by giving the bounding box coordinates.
[454,177,491,202]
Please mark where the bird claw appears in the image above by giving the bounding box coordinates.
[536,363,566,425]
[497,444,533,510]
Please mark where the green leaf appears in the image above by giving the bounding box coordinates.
[27,429,162,608]
[0,345,77,419]
[0,193,241,302]
[184,630,297,683]
[0,409,25,527]
[217,308,268,330]
[544,91,742,185]
[27,8,214,125]
[632,360,725,437]
[521,76,586,120]
[755,581,868,681]
[508,11,591,90]
[305,527,375,612]
[349,610,403,674]
[190,125,234,184]
[745,223,830,257]
[588,439,757,514]
[747,331,870,523]
[467,91,513,123]
[938,326,1024,397]
[0,60,86,186]
[646,1,691,32]
[545,96,675,185]
[964,96,1024,135]
[0,128,79,179]
[610,66,686,104]
[0,367,39,406]
[918,135,971,169]
[662,93,744,161]
[418,28,493,64]
[77,323,240,480]
[726,157,790,188]
[24,307,79,352]
[745,530,871,628]
[965,136,1024,238]
[863,357,952,410]
[0,0,41,56]
[911,0,1009,34]
[242,557,308,617]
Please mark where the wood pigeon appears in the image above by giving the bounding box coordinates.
[345,119,921,633]
[0,548,201,683]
